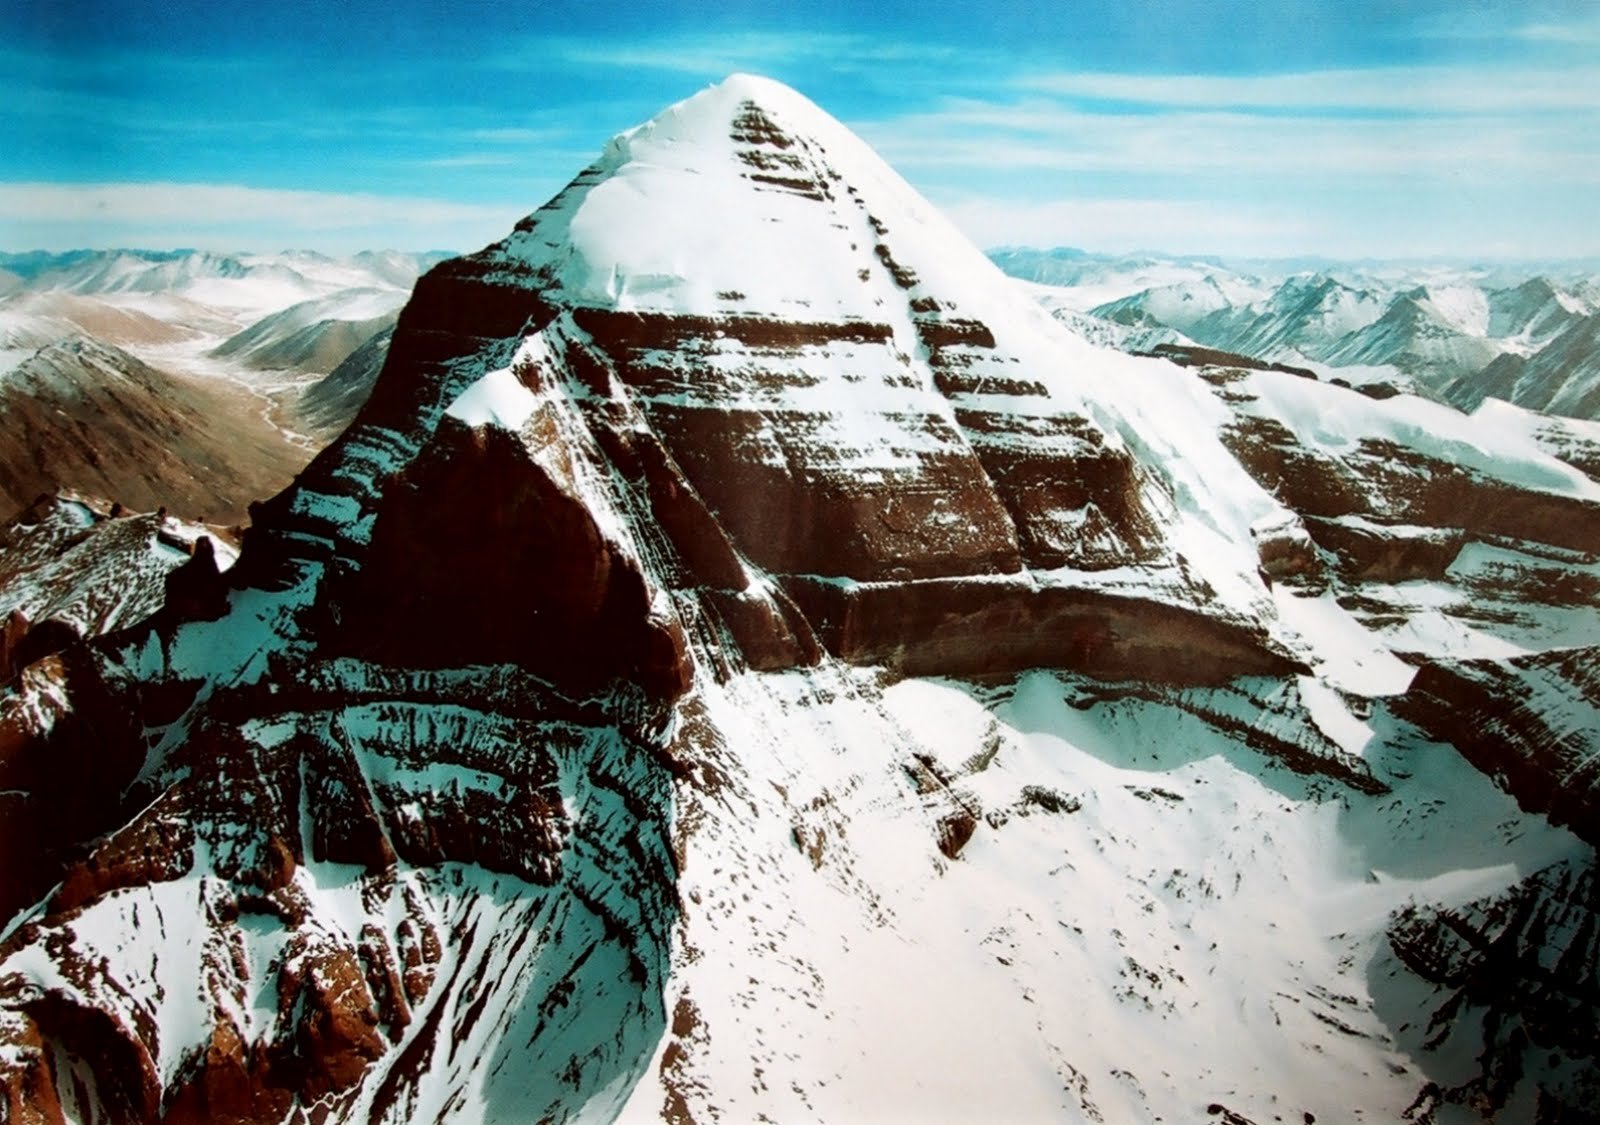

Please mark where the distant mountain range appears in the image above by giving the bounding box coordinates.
[992,247,1600,420]
[0,248,449,521]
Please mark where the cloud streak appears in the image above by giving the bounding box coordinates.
[537,30,965,77]
[1018,64,1600,114]
[0,182,521,252]
[865,101,1600,186]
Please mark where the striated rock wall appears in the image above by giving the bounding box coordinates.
[1393,646,1600,845]
[784,575,1301,684]
[1386,856,1600,1121]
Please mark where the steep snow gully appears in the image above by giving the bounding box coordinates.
[2,75,1598,1123]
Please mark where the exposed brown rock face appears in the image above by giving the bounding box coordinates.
[783,575,1301,684]
[572,307,1026,583]
[1224,414,1600,556]
[1393,646,1600,845]
[0,649,150,923]
[333,416,691,703]
[0,608,27,684]
[1300,516,1463,584]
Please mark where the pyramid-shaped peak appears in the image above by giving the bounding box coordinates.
[491,73,1006,322]
[617,73,836,151]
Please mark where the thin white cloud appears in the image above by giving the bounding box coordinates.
[1019,64,1600,114]
[853,53,1600,259]
[533,30,962,77]
[0,182,507,228]
[0,182,522,252]
[421,154,521,169]
[1513,12,1600,45]
[467,127,569,144]
[859,96,1600,185]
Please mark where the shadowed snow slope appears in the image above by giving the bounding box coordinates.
[1,74,1598,1124]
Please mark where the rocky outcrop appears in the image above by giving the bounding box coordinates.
[0,650,153,923]
[0,492,237,650]
[1393,646,1600,845]
[1224,414,1600,556]
[1387,857,1600,1120]
[784,574,1301,684]
[331,416,691,704]
[1300,515,1464,584]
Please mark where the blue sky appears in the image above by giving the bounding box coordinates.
[3,0,1598,258]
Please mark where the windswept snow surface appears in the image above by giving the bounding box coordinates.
[615,664,1585,1124]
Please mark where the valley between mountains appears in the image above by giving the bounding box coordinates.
[1,75,1598,1124]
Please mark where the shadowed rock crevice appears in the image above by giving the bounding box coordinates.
[330,417,691,705]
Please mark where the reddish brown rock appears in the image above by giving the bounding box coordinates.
[48,805,195,915]
[701,587,822,673]
[1224,415,1600,556]
[1253,521,1327,588]
[958,406,1163,570]
[397,913,443,1008]
[0,652,149,924]
[1301,516,1463,584]
[643,401,1022,582]
[158,535,230,623]
[279,944,388,1100]
[0,1013,68,1125]
[12,993,161,1124]
[331,416,691,705]
[161,1019,293,1125]
[358,923,413,1041]
[0,608,29,684]
[564,308,1026,583]
[784,575,1302,684]
[1393,646,1600,845]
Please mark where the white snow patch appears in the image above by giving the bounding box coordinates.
[445,364,539,431]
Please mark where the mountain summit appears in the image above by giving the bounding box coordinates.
[2,76,1598,1123]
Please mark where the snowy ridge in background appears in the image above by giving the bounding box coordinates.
[995,246,1600,421]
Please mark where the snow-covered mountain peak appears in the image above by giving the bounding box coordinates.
[1413,282,1491,337]
[494,73,1010,326]
[606,72,823,154]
